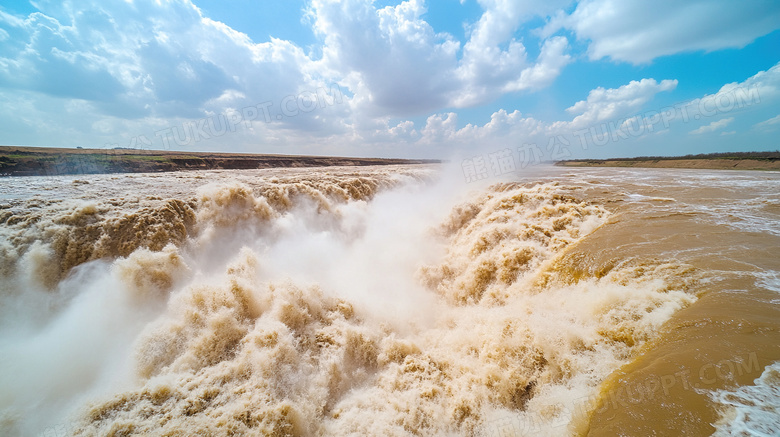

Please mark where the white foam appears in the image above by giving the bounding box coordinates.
[711,362,780,437]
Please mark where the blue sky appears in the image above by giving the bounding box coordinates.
[0,0,779,159]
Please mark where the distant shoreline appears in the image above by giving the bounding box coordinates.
[555,152,780,171]
[0,146,440,177]
[555,159,780,170]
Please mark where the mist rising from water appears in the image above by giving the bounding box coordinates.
[0,164,697,436]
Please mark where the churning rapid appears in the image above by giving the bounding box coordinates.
[0,164,778,436]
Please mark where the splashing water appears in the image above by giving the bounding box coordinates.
[3,165,774,436]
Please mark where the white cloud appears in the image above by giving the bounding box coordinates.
[420,112,460,144]
[543,0,780,64]
[0,0,322,120]
[397,63,779,157]
[754,114,780,129]
[452,0,572,106]
[689,117,734,135]
[685,63,780,123]
[1,0,778,159]
[565,78,678,127]
[502,36,571,93]
[310,0,460,116]
[0,0,356,140]
[0,0,575,146]
[310,0,573,114]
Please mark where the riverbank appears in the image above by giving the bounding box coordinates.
[0,146,440,176]
[556,157,779,171]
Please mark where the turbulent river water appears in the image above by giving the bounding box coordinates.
[0,164,778,436]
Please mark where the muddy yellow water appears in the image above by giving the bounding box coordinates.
[0,165,777,436]
[552,170,780,436]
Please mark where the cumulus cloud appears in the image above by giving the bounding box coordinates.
[0,0,578,151]
[0,1,336,116]
[310,0,460,116]
[399,62,779,156]
[565,79,678,127]
[452,0,572,106]
[686,62,780,122]
[689,117,734,135]
[420,112,460,144]
[0,0,355,148]
[542,0,780,64]
[310,0,573,114]
[1,0,777,157]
